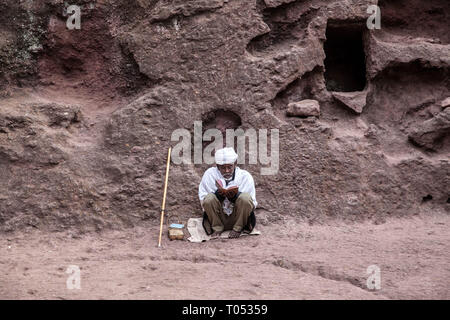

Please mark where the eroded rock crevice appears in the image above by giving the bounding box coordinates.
[247,0,320,56]
[271,66,324,111]
[379,0,450,44]
[365,61,449,154]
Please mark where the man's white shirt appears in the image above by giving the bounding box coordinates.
[198,166,257,214]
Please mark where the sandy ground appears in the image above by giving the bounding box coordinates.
[0,213,449,300]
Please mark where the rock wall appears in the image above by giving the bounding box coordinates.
[0,0,448,232]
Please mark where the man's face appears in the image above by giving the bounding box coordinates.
[217,163,235,179]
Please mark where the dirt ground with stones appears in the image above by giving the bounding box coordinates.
[0,0,449,300]
[1,213,449,300]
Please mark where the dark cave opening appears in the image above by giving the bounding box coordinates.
[324,21,367,92]
[422,194,433,203]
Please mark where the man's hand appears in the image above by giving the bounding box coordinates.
[215,180,226,196]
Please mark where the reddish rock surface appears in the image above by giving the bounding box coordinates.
[0,0,448,244]
[0,0,449,300]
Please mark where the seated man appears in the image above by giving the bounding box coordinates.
[198,147,257,239]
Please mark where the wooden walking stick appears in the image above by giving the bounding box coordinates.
[158,147,172,248]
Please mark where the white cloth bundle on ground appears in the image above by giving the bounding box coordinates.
[187,218,261,242]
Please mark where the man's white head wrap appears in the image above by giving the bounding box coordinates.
[215,147,238,165]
